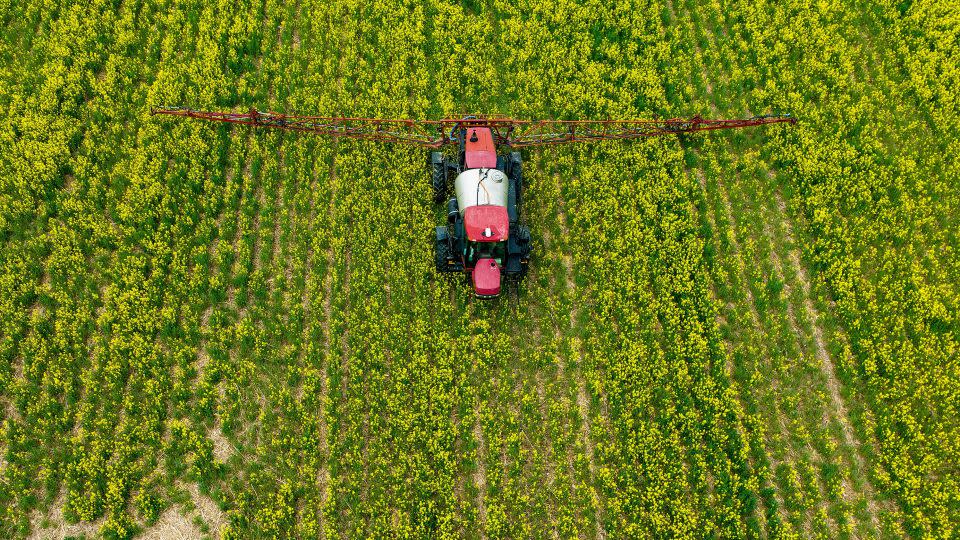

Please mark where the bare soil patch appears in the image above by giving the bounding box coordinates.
[28,492,102,540]
[178,481,226,537]
[773,192,886,532]
[137,507,204,540]
[209,423,234,463]
[472,404,488,535]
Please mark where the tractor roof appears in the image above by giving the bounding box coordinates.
[464,127,497,169]
[464,205,508,242]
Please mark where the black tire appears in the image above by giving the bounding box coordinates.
[430,152,446,204]
[496,154,508,173]
[509,151,523,204]
[435,237,452,272]
[517,224,531,261]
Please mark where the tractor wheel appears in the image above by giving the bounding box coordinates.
[430,152,446,204]
[509,151,523,207]
[435,237,452,272]
[516,224,531,249]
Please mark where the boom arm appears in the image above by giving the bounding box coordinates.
[150,107,446,146]
[502,114,795,147]
[150,107,795,147]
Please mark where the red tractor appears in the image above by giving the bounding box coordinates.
[151,108,794,298]
[430,124,530,298]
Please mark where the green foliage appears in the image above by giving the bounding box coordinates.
[0,0,956,538]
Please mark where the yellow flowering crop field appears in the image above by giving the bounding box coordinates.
[1,0,957,538]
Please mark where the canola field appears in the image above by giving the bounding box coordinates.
[1,0,958,538]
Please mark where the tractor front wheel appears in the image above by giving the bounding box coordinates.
[435,237,453,272]
[435,226,456,273]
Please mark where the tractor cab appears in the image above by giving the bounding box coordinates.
[463,205,508,242]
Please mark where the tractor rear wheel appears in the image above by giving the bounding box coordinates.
[509,151,523,208]
[430,152,446,204]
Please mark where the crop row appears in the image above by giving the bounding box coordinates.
[1,0,956,538]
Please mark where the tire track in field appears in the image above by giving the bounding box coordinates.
[533,357,560,540]
[470,299,490,539]
[527,219,566,539]
[749,183,844,536]
[316,15,346,523]
[508,309,554,539]
[525,155,590,538]
[195,128,260,524]
[512,373,545,537]
[718,161,855,536]
[556,200,607,540]
[693,167,780,533]
[337,203,354,530]
[706,167,816,536]
[271,148,290,297]
[225,138,253,317]
[501,159,564,538]
[462,294,489,539]
[433,285,468,534]
[224,135,261,366]
[476,294,511,538]
[687,0,890,522]
[276,0,334,530]
[235,40,283,452]
[317,247,333,537]
[670,1,837,533]
[694,168,788,535]
[761,18,899,529]
[664,1,783,532]
[200,157,233,338]
[552,259,594,540]
[319,11,355,530]
[770,189,886,535]
[230,22,293,506]
[472,400,489,539]
[289,142,328,537]
[705,61,864,534]
[448,404,466,532]
[547,145,624,537]
[224,138,263,448]
[314,139,340,536]
[248,147,281,326]
[662,6,779,529]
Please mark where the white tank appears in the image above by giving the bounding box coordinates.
[454,168,508,214]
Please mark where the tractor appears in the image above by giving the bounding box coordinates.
[430,125,530,298]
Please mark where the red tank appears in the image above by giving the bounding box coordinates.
[463,128,497,169]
